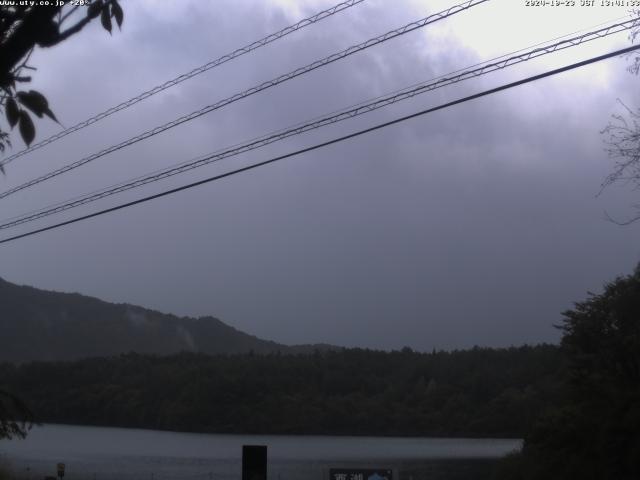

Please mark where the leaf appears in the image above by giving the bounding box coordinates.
[101,6,112,34]
[43,108,59,124]
[5,97,19,128]
[16,90,59,124]
[111,0,123,29]
[87,0,103,19]
[16,90,48,118]
[18,110,35,146]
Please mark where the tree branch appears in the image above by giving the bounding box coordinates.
[56,15,91,43]
[59,4,81,25]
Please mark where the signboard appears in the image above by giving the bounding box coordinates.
[329,469,393,480]
[242,445,267,480]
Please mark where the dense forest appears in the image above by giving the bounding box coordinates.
[0,345,564,438]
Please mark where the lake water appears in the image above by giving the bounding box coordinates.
[0,424,521,480]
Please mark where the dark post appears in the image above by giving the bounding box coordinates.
[242,445,267,480]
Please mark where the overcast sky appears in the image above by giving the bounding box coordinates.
[1,0,639,351]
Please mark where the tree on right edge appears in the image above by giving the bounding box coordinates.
[494,265,640,480]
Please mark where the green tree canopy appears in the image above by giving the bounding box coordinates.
[0,0,123,155]
[497,265,640,480]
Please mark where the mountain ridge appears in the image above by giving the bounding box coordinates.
[0,277,337,362]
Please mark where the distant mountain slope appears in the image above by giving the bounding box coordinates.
[0,277,331,362]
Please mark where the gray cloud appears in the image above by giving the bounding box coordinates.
[1,0,639,350]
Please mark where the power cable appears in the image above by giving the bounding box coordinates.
[0,16,635,231]
[0,0,490,200]
[1,43,637,245]
[0,0,366,168]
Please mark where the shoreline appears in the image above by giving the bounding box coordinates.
[17,422,525,442]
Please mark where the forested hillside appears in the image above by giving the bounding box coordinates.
[0,277,331,361]
[0,346,564,438]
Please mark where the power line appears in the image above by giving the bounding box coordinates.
[0,0,366,168]
[1,43,637,246]
[0,16,635,231]
[0,0,490,201]
[0,16,633,228]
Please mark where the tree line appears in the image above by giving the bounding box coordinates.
[0,345,563,438]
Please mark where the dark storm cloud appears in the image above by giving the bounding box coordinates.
[1,0,639,350]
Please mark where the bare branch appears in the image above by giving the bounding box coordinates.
[604,210,640,226]
[601,100,640,193]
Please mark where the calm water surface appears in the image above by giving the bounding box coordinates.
[0,424,521,480]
